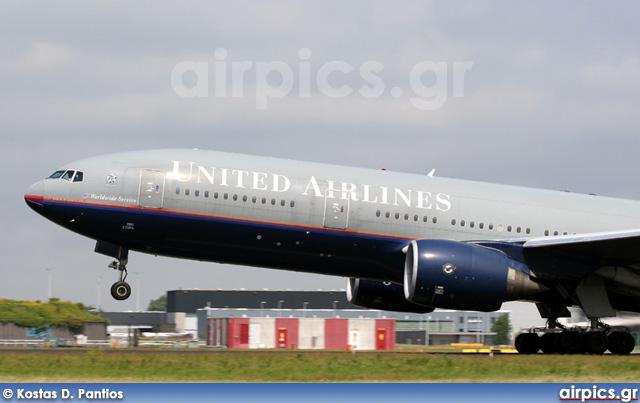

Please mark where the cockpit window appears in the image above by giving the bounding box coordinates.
[61,170,75,181]
[49,170,66,179]
[49,170,84,182]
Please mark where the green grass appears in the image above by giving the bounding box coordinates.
[0,350,638,382]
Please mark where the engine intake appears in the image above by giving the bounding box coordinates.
[404,239,545,311]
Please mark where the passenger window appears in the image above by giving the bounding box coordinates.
[243,195,248,202]
[413,215,418,222]
[271,198,276,205]
[423,216,428,222]
[470,221,475,228]
[290,201,295,207]
[376,210,381,217]
[204,191,209,198]
[385,212,390,218]
[262,197,267,204]
[185,189,190,196]
[232,194,238,201]
[526,228,531,234]
[224,193,229,200]
[460,220,465,227]
[394,213,400,219]
[489,223,494,230]
[545,230,549,236]
[404,214,409,220]
[195,190,200,197]
[451,219,456,225]
[252,196,257,203]
[507,226,512,232]
[479,223,484,229]
[176,188,180,195]
[432,217,437,224]
[281,199,285,207]
[517,227,521,233]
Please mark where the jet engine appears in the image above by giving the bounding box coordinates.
[404,239,545,311]
[347,278,435,313]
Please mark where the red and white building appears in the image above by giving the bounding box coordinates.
[207,317,395,350]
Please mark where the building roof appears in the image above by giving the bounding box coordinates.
[98,311,168,326]
[168,290,359,313]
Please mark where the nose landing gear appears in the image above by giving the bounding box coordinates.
[95,241,134,301]
[109,259,131,301]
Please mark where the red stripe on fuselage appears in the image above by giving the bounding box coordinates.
[25,195,45,203]
[40,196,417,242]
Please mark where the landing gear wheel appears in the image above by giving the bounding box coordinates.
[111,281,131,301]
[557,331,584,354]
[540,333,559,354]
[584,332,608,355]
[608,331,635,355]
[515,333,540,354]
[108,258,131,301]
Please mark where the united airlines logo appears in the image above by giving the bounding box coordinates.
[169,160,452,211]
[442,263,457,275]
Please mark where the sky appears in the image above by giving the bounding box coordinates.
[2,1,640,323]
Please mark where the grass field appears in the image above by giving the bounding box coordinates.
[0,349,639,383]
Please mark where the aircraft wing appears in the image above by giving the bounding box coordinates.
[522,228,640,265]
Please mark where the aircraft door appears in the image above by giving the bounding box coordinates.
[323,193,350,230]
[138,169,165,208]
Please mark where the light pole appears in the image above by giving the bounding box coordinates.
[128,314,133,348]
[278,300,284,318]
[135,275,141,312]
[45,268,52,300]
[303,301,309,318]
[96,277,102,311]
[425,315,430,347]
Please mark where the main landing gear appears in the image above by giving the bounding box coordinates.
[108,258,131,301]
[515,319,636,355]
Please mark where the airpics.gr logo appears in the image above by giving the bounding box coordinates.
[171,47,473,110]
[559,385,638,402]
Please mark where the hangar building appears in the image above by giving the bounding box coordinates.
[100,290,508,348]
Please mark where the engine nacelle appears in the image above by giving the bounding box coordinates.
[347,278,435,313]
[404,239,544,312]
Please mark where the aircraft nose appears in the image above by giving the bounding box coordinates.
[25,180,45,213]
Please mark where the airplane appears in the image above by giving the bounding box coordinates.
[24,149,640,355]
